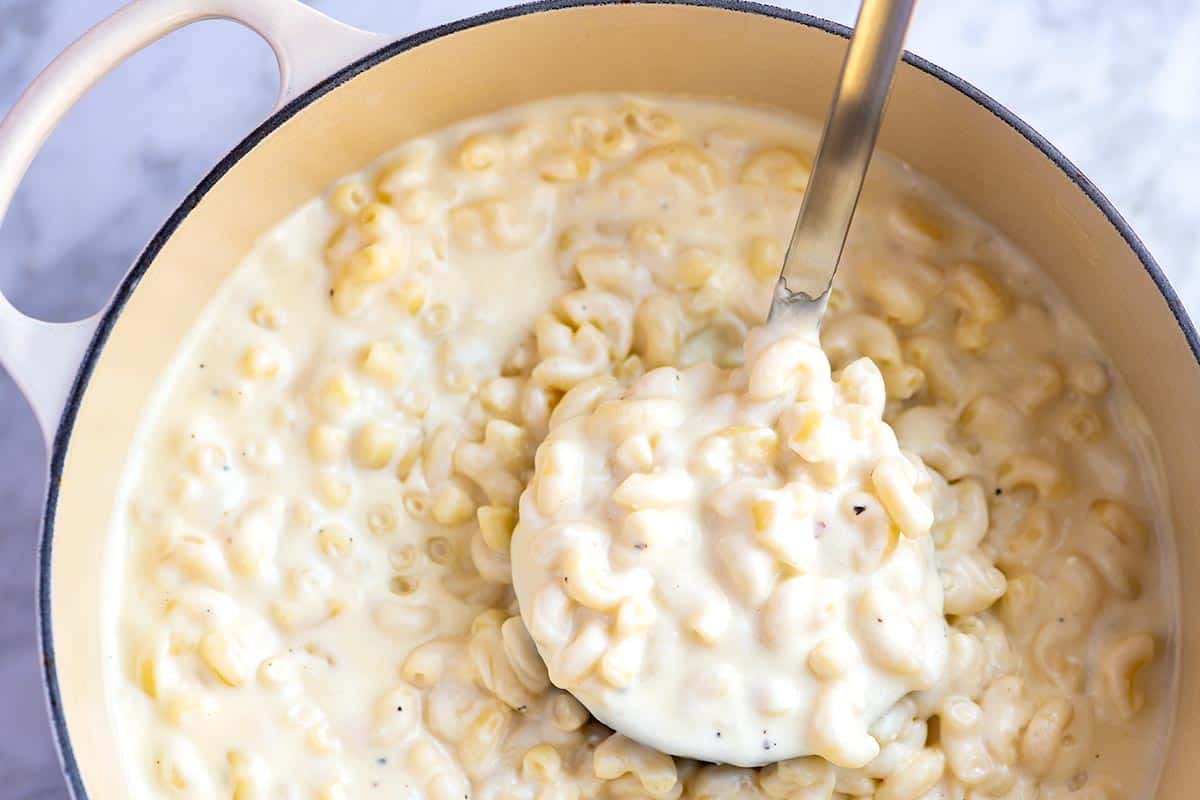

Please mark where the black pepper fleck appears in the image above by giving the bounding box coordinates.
[376,757,387,766]
[634,543,647,550]
[853,505,866,515]
[995,488,1003,496]
[396,706,403,712]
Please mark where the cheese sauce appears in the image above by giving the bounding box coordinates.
[105,95,1175,800]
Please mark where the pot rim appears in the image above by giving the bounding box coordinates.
[35,1,1200,797]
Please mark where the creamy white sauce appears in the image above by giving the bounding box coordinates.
[512,318,948,767]
[105,94,1174,800]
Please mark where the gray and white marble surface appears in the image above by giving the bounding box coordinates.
[1,1,1198,796]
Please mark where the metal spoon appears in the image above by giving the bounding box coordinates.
[768,0,916,322]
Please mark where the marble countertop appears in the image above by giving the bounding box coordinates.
[1,0,1198,796]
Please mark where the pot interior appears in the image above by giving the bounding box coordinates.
[46,3,1196,796]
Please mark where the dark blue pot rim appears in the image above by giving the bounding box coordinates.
[35,1,1200,797]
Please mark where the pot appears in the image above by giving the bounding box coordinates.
[0,1,1193,797]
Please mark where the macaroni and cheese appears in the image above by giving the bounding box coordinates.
[107,95,1174,800]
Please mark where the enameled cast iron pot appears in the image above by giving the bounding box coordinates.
[0,1,1193,796]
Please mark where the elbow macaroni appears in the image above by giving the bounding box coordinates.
[109,95,1171,799]
[512,318,949,767]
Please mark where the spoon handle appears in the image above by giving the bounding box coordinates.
[770,0,916,319]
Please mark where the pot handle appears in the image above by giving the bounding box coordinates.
[0,0,389,443]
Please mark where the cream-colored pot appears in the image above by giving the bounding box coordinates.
[0,1,1192,796]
